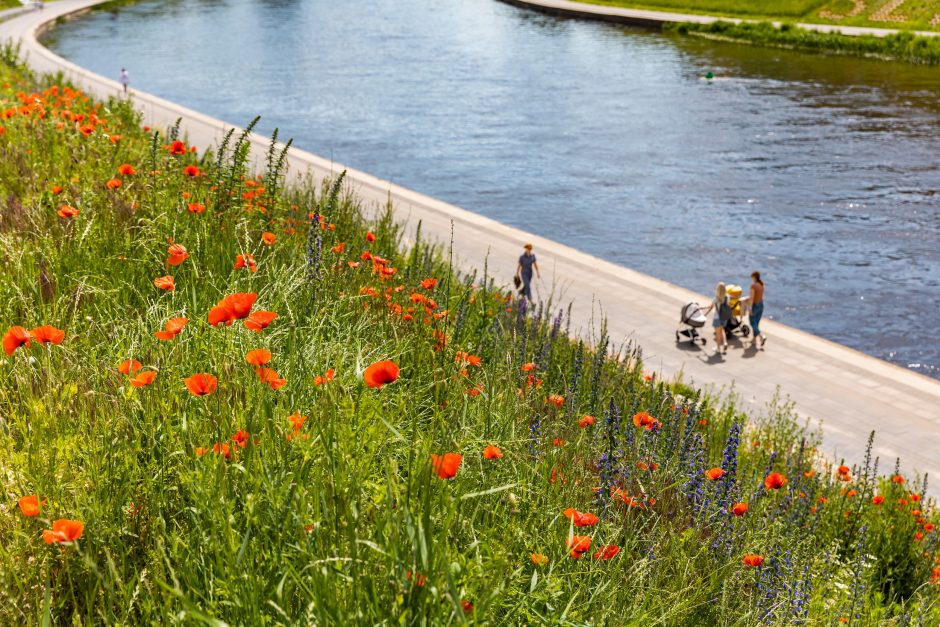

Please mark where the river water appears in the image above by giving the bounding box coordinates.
[44,0,940,379]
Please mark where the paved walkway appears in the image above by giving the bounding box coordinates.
[3,0,940,486]
[497,0,940,38]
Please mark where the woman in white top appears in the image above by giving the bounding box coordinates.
[702,282,729,356]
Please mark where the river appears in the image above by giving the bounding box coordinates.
[43,0,940,378]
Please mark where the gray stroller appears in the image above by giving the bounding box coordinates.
[676,302,707,346]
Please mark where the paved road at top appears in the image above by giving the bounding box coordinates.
[3,0,940,487]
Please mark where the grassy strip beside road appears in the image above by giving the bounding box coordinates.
[668,20,940,63]
[578,0,940,31]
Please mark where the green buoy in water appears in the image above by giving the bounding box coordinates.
[705,71,714,80]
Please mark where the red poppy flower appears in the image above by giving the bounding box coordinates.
[231,429,250,448]
[106,178,122,190]
[563,508,599,527]
[454,351,482,366]
[154,275,175,291]
[184,373,217,396]
[245,348,272,366]
[731,502,749,517]
[461,600,473,614]
[212,442,231,459]
[872,495,884,505]
[366,232,376,242]
[578,415,595,428]
[764,472,787,490]
[742,554,764,567]
[313,368,335,386]
[183,165,201,177]
[332,242,346,254]
[521,362,536,372]
[234,253,258,273]
[187,202,206,214]
[546,394,564,407]
[118,359,142,375]
[256,367,287,390]
[29,325,64,345]
[837,465,850,475]
[118,163,136,176]
[3,326,31,355]
[632,412,657,429]
[406,570,426,587]
[57,205,79,219]
[244,310,277,332]
[130,370,157,388]
[420,278,437,290]
[363,360,400,389]
[18,495,46,517]
[706,468,725,481]
[431,452,462,479]
[154,317,187,340]
[568,535,591,559]
[42,519,84,544]
[593,545,620,560]
[553,438,566,447]
[208,292,257,326]
[167,243,188,266]
[50,185,64,195]
[287,410,307,431]
[483,445,503,459]
[168,140,187,155]
[530,553,549,566]
[194,447,209,457]
[892,474,905,484]
[262,232,276,245]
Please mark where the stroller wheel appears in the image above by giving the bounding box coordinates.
[742,326,751,337]
[700,338,707,346]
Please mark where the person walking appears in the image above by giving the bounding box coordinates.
[514,243,540,300]
[120,68,129,94]
[749,271,766,348]
[702,282,730,356]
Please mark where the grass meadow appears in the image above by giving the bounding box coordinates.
[1,45,939,624]
[667,20,940,64]
[579,0,940,30]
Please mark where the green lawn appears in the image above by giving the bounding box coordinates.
[578,0,940,30]
[1,44,939,624]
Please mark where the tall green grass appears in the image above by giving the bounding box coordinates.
[585,0,829,18]
[1,49,938,624]
[668,20,940,64]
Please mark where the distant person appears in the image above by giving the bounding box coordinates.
[749,271,766,348]
[120,68,129,94]
[515,243,540,300]
[702,282,730,356]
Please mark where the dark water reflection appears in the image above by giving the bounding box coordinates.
[44,0,940,378]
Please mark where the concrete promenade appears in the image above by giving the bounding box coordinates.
[3,0,940,485]
[497,0,940,38]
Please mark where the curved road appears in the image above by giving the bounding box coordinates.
[2,0,940,485]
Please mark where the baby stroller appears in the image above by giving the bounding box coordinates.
[676,302,707,346]
[723,285,751,338]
